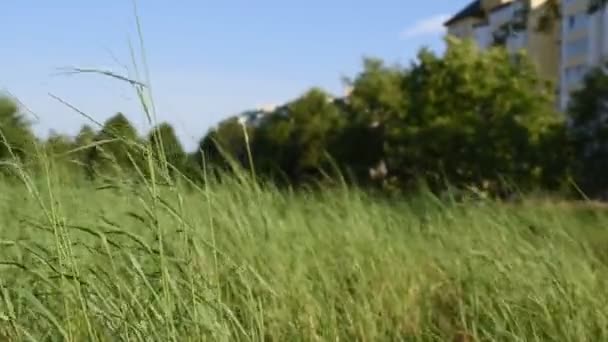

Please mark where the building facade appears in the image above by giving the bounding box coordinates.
[445,1,560,84]
[560,0,608,109]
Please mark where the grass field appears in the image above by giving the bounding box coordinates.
[1,168,608,341]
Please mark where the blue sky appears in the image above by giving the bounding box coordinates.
[2,0,469,150]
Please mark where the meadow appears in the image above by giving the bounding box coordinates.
[1,165,608,341]
[3,4,608,340]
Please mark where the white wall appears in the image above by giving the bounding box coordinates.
[559,0,596,111]
[560,4,608,110]
[560,0,573,111]
[486,0,528,53]
[588,10,601,65]
[506,32,528,53]
[587,7,608,66]
[474,24,493,49]
[488,2,517,31]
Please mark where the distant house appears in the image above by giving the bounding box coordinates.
[559,0,608,110]
[444,0,560,104]
[237,107,275,128]
[445,0,608,111]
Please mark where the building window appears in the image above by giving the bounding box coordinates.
[566,37,589,58]
[565,64,589,88]
[565,12,588,33]
[569,15,575,29]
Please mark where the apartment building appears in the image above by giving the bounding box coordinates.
[560,0,608,109]
[445,0,608,110]
[445,0,561,85]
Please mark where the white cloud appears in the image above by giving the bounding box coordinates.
[401,14,450,39]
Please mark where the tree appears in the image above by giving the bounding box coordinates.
[44,130,73,162]
[45,130,73,154]
[86,113,143,177]
[0,96,36,164]
[252,88,345,183]
[42,130,83,176]
[249,110,293,181]
[68,125,97,176]
[74,124,96,148]
[197,116,253,173]
[567,65,608,198]
[148,122,187,177]
[384,38,562,194]
[337,58,408,184]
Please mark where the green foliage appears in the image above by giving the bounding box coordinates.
[68,125,97,175]
[183,41,568,195]
[148,122,187,176]
[86,113,143,177]
[536,122,573,191]
[568,66,608,198]
[197,117,252,172]
[252,88,345,182]
[44,130,74,155]
[384,39,562,194]
[74,124,96,147]
[334,59,406,183]
[100,112,139,141]
[0,96,36,163]
[0,40,583,196]
[347,58,407,122]
[41,130,92,178]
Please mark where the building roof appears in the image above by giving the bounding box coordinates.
[488,1,514,14]
[444,0,485,26]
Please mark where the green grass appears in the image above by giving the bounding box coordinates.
[1,167,608,341]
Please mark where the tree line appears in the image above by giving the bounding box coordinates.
[1,38,607,198]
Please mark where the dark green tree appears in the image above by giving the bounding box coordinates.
[252,88,345,183]
[70,125,97,176]
[0,96,36,164]
[44,130,73,155]
[249,110,292,181]
[42,130,85,176]
[385,38,562,194]
[197,116,253,173]
[148,122,187,176]
[336,58,407,184]
[86,113,143,177]
[568,65,608,198]
[74,124,96,148]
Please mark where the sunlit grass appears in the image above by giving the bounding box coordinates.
[1,162,608,341]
